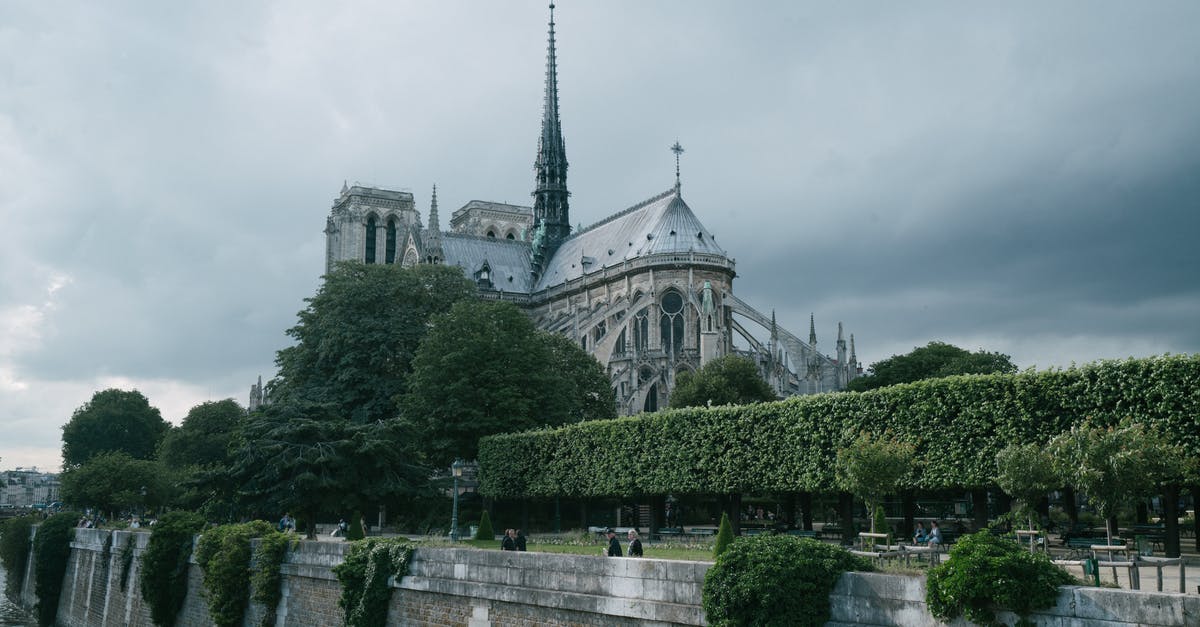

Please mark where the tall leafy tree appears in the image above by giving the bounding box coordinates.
[847,341,1017,392]
[404,300,614,467]
[61,388,170,469]
[59,451,173,518]
[229,400,428,538]
[669,354,777,408]
[995,443,1059,532]
[272,262,476,423]
[835,431,916,533]
[158,399,246,518]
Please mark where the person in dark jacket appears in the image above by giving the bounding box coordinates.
[605,528,622,557]
[501,528,517,551]
[515,529,527,551]
[627,529,643,557]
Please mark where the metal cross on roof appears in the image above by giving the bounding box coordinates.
[671,141,685,190]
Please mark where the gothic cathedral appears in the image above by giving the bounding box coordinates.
[320,6,859,415]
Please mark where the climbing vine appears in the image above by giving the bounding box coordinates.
[194,521,289,627]
[32,512,78,627]
[333,537,415,627]
[141,511,206,626]
[0,515,35,596]
[250,530,296,627]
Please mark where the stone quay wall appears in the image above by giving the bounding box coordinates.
[14,528,1198,626]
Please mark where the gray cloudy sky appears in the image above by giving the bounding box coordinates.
[3,1,1199,471]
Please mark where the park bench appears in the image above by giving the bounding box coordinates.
[1127,524,1166,553]
[785,529,819,539]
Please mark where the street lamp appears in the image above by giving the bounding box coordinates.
[450,459,464,541]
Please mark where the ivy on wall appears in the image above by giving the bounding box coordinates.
[0,515,35,597]
[194,521,292,627]
[140,511,206,627]
[31,512,78,627]
[479,356,1200,498]
[333,537,415,627]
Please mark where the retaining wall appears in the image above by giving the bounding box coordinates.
[14,528,1198,626]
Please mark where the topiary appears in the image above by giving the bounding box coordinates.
[703,535,872,627]
[474,510,494,540]
[712,512,734,558]
[926,530,1076,626]
[347,513,365,541]
[32,512,79,627]
[0,515,35,597]
[332,537,414,627]
[141,510,206,626]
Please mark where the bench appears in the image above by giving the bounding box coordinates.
[786,529,819,539]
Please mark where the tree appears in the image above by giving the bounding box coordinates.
[59,451,173,518]
[847,341,1017,392]
[995,443,1058,533]
[1048,419,1184,545]
[835,431,916,534]
[229,400,429,538]
[272,262,476,424]
[403,300,615,467]
[61,388,170,468]
[669,355,777,409]
[158,399,246,518]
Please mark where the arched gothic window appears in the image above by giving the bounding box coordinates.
[633,307,650,351]
[385,218,397,264]
[643,383,658,413]
[659,291,685,357]
[365,216,378,263]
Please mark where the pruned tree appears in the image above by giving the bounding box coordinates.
[669,355,777,409]
[995,443,1058,533]
[835,431,916,534]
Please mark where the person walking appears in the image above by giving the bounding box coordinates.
[605,528,622,557]
[515,529,527,551]
[627,529,643,557]
[501,528,517,551]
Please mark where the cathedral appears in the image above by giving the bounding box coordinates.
[318,6,859,415]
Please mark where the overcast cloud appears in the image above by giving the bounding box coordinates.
[3,1,1198,471]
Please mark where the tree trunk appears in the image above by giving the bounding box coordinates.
[901,491,916,539]
[1106,514,1118,546]
[1191,485,1200,553]
[1163,484,1180,558]
[520,499,529,532]
[724,493,742,536]
[782,492,797,528]
[971,488,988,531]
[1062,486,1078,526]
[838,492,855,545]
[1136,500,1149,524]
[799,492,814,531]
[1035,495,1050,528]
[650,495,664,538]
[580,500,589,530]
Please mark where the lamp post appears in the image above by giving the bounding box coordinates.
[450,459,464,541]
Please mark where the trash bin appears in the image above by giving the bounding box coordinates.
[469,525,479,538]
[1135,535,1153,556]
[1083,557,1101,586]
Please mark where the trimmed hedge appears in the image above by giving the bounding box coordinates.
[478,356,1200,498]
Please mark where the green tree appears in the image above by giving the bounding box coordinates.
[1048,419,1184,545]
[158,399,245,518]
[229,400,429,539]
[61,388,170,468]
[713,512,734,558]
[995,443,1058,533]
[847,341,1017,392]
[404,300,614,466]
[272,262,476,424]
[59,451,173,518]
[835,432,915,533]
[669,355,777,408]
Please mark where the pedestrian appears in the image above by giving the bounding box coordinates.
[515,529,527,551]
[331,518,347,538]
[279,513,294,533]
[605,528,622,557]
[627,529,643,557]
[501,528,517,551]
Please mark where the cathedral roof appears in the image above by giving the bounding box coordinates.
[441,233,533,292]
[533,188,727,291]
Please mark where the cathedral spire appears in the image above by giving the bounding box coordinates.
[809,313,817,346]
[850,334,857,363]
[425,184,444,264]
[532,3,570,250]
[429,183,440,231]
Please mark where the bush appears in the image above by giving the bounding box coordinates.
[32,512,78,627]
[0,515,35,596]
[702,535,872,627]
[712,512,733,558]
[141,511,206,627]
[926,531,1076,625]
[194,521,277,627]
[333,537,414,627]
[474,511,494,540]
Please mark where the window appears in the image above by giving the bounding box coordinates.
[506,232,516,240]
[659,290,685,356]
[633,308,650,351]
[385,218,397,264]
[365,216,377,263]
[643,383,658,413]
[487,229,496,238]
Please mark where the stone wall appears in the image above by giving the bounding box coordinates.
[15,529,1198,626]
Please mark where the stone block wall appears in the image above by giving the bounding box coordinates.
[14,528,1199,626]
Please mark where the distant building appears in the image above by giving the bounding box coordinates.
[315,6,859,414]
[1,468,60,509]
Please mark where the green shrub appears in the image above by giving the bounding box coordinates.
[347,514,365,541]
[194,521,276,627]
[0,515,35,596]
[926,531,1076,625]
[703,535,872,627]
[32,512,78,627]
[250,531,295,627]
[141,511,206,627]
[333,537,415,627]
[712,512,734,558]
[873,506,889,539]
[474,511,493,540]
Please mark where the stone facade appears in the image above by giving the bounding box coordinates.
[317,7,861,415]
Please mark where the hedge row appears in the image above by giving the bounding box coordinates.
[477,355,1200,498]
